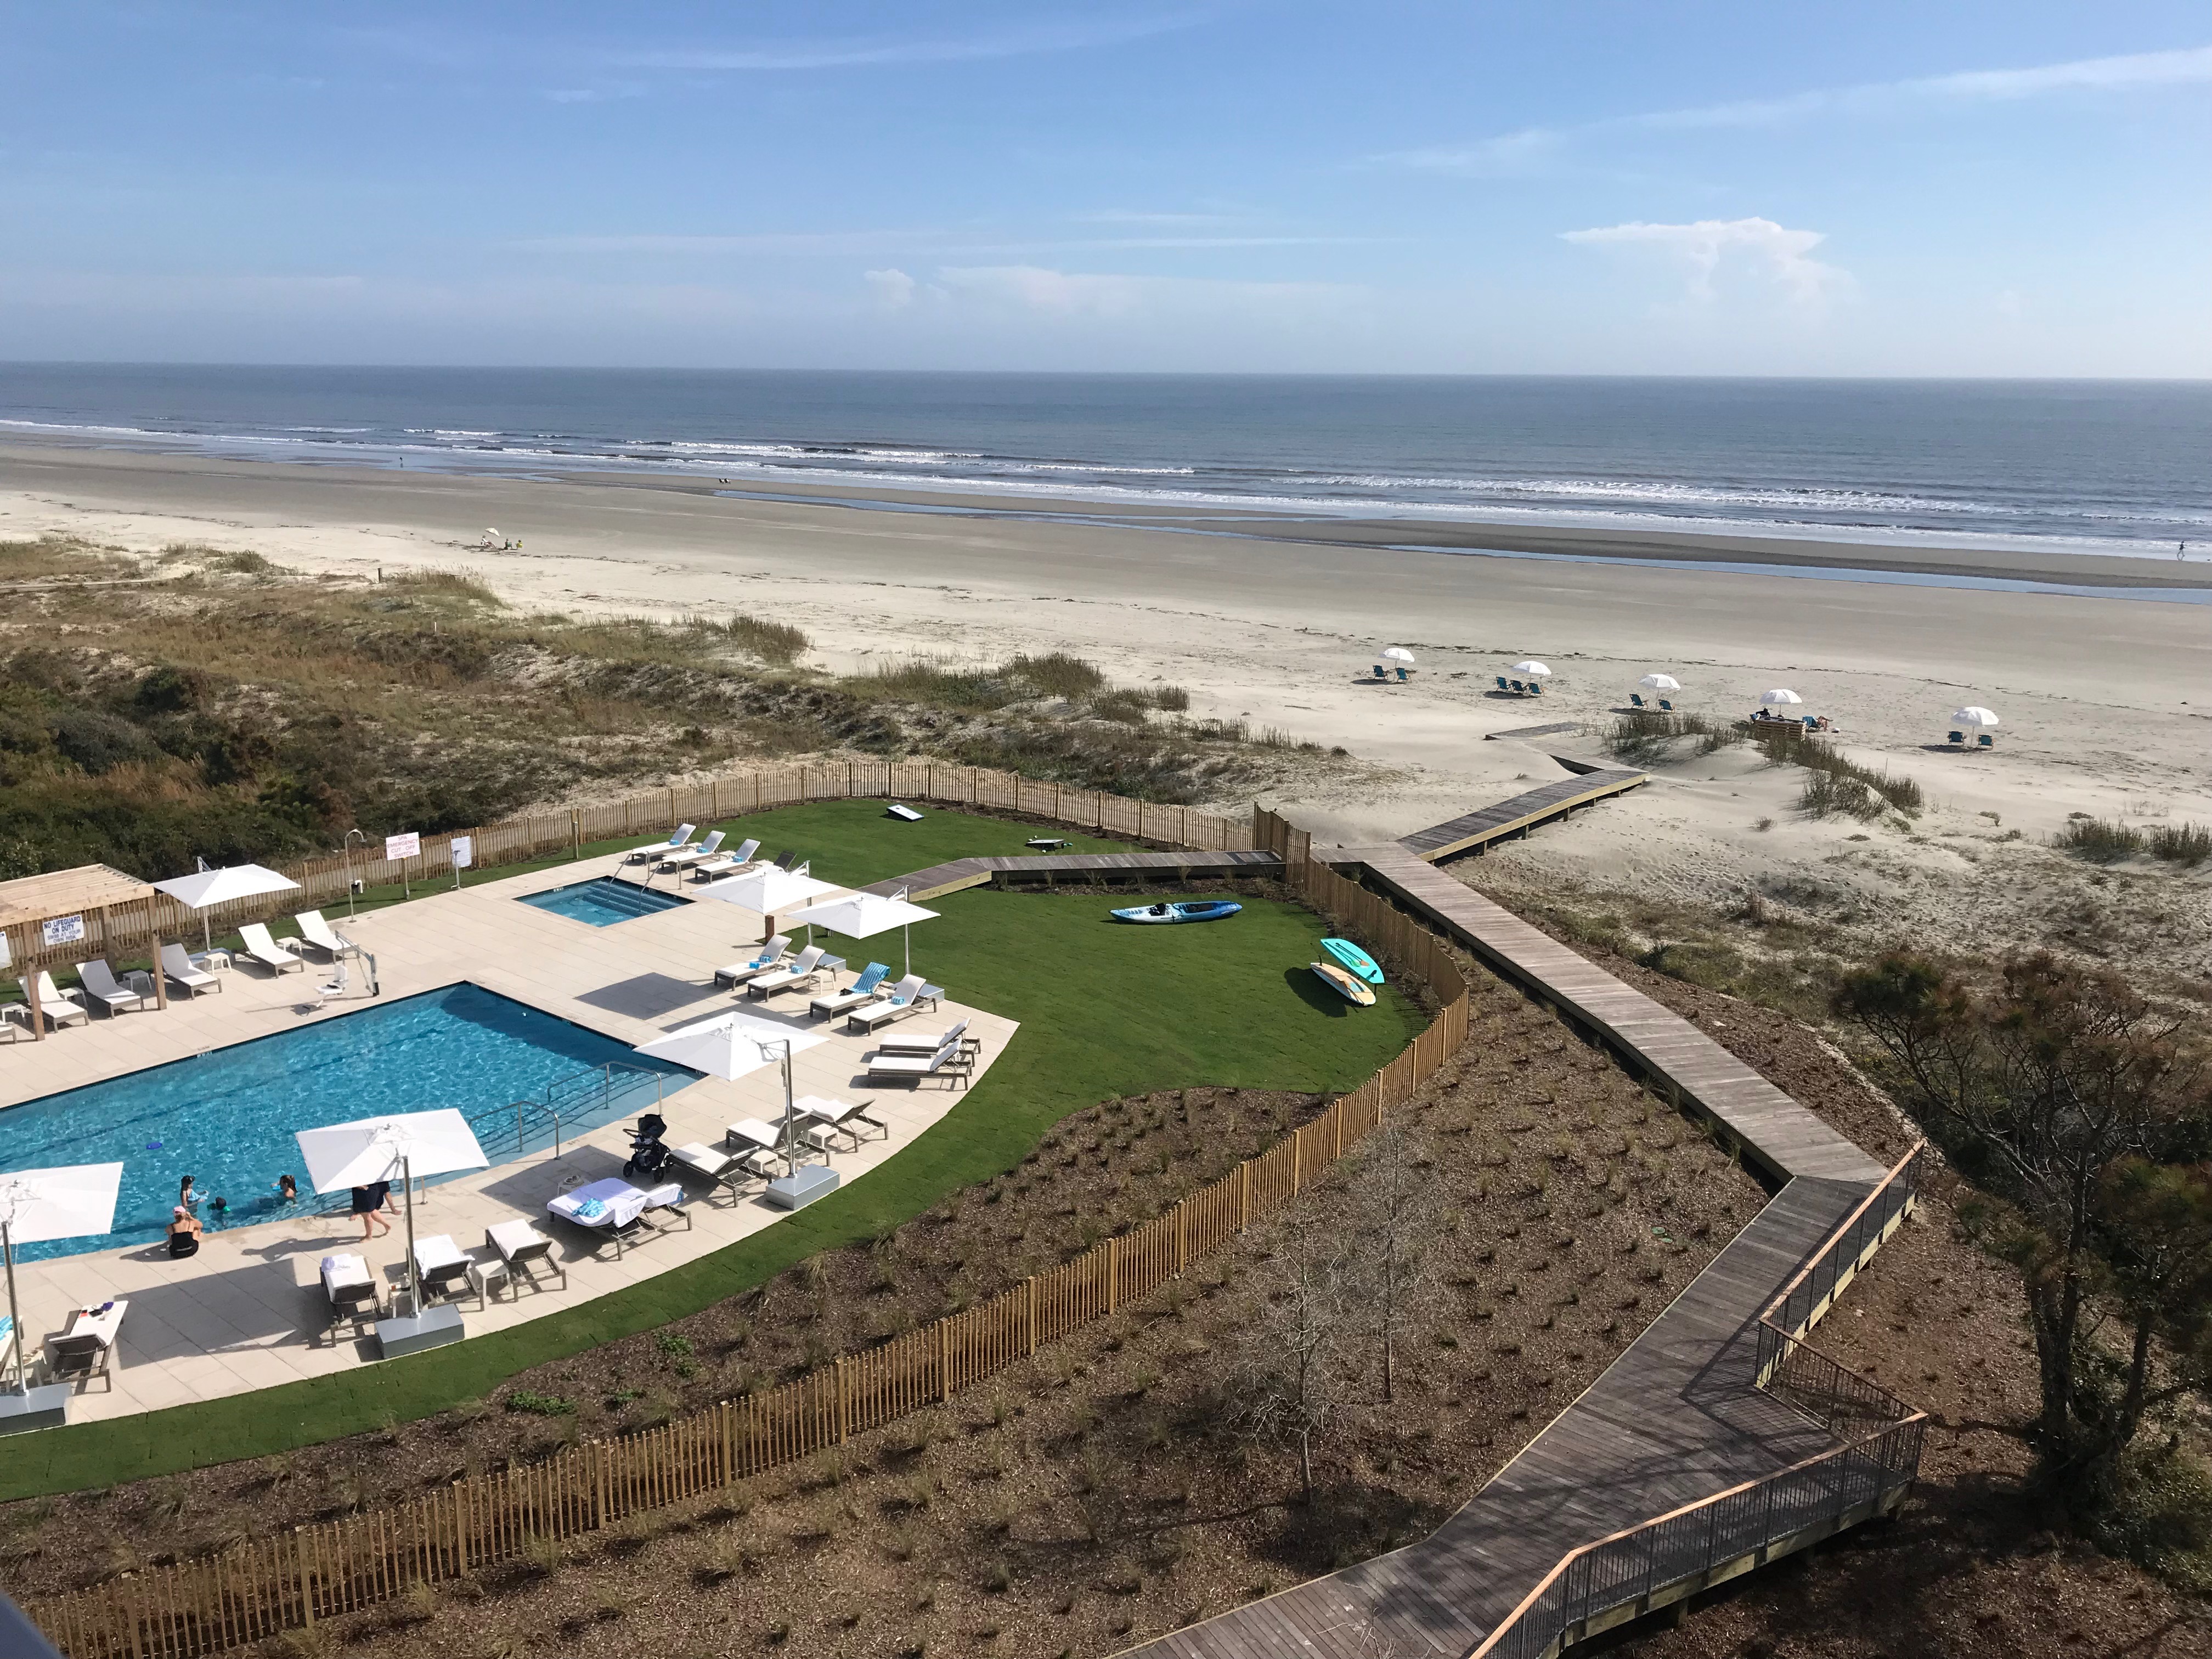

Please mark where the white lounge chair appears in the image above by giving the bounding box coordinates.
[160,941,223,996]
[410,1234,475,1305]
[320,1252,380,1331]
[77,960,155,1015]
[546,1178,687,1257]
[809,962,890,1019]
[745,945,826,999]
[293,910,358,960]
[625,824,697,865]
[845,975,936,1032]
[875,1018,970,1058]
[670,1140,772,1201]
[797,1095,887,1149]
[486,1219,565,1290]
[237,922,306,975]
[866,1040,969,1087]
[714,935,791,989]
[30,973,88,1029]
[658,829,726,872]
[690,837,760,881]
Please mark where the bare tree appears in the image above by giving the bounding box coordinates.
[1837,950,2212,1493]
[1238,1215,1355,1502]
[1353,1120,1440,1403]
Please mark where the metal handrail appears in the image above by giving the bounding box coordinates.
[1466,1143,1928,1659]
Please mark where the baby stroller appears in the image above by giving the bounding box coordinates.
[623,1113,674,1182]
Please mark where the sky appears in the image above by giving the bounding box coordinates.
[2,1,2208,375]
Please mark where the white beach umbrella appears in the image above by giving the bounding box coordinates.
[1511,661,1552,679]
[1952,706,2001,729]
[1638,673,1682,693]
[0,1164,123,1396]
[154,863,303,950]
[295,1110,487,1314]
[1759,688,1803,707]
[636,1014,829,1182]
[633,1009,827,1080]
[698,866,842,945]
[783,890,939,977]
[1381,647,1415,665]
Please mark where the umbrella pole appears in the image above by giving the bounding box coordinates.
[780,1046,796,1180]
[402,1154,419,1317]
[3,1220,23,1396]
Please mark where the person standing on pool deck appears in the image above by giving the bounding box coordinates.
[351,1180,394,1240]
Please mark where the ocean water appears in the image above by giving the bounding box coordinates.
[1,364,2208,557]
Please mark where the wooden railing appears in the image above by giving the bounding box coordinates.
[25,853,1470,1659]
[1468,1144,1928,1659]
[3,764,1263,979]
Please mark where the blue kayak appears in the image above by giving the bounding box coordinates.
[1110,900,1244,924]
[1321,937,1384,984]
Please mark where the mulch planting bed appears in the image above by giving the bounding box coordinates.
[3,960,1769,1658]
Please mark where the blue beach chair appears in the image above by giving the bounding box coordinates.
[1629,692,1646,708]
[1527,680,1543,696]
[1496,676,1510,691]
[1977,733,1994,748]
[1658,698,1674,712]
[1947,730,1965,746]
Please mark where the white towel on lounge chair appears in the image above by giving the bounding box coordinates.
[845,974,929,1031]
[548,1179,650,1232]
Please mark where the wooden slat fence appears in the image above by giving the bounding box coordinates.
[26,850,1469,1659]
[4,765,1260,980]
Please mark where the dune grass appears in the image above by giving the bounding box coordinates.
[0,810,1421,1499]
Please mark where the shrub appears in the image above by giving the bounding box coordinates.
[385,567,499,603]
[2055,819,2143,862]
[1006,652,1105,699]
[2146,822,2212,868]
[503,1390,575,1417]
[724,614,808,665]
[1149,684,1191,712]
[1605,709,1736,764]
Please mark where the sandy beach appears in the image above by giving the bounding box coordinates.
[3,439,2208,977]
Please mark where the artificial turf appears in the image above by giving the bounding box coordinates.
[0,804,1424,1499]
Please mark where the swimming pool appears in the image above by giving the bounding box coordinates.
[518,877,691,927]
[0,984,697,1260]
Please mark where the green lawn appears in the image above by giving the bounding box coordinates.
[0,806,1423,1499]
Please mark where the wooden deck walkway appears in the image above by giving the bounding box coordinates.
[1396,769,1649,863]
[862,848,1280,902]
[1121,834,1893,1659]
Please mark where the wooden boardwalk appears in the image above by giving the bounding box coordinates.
[1396,770,1649,863]
[1122,833,1893,1659]
[862,848,1281,902]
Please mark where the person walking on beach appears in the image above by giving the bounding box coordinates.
[351,1180,394,1240]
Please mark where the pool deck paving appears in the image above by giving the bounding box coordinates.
[0,854,1014,1426]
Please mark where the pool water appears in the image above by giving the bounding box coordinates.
[518,877,691,927]
[0,984,696,1260]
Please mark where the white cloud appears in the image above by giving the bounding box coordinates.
[1561,217,1846,305]
[864,267,917,308]
[622,14,1199,72]
[1390,44,2212,170]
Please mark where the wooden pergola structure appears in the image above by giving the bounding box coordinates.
[0,865,166,1039]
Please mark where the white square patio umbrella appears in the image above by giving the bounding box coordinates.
[635,1013,829,1181]
[153,863,302,951]
[0,1163,124,1395]
[698,866,842,945]
[295,1110,487,1315]
[783,890,939,978]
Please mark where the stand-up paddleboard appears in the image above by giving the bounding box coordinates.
[1311,960,1377,1006]
[1319,937,1384,985]
[1109,900,1243,924]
